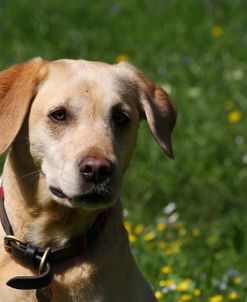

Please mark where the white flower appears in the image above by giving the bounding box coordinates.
[162,284,176,293]
[187,87,201,98]
[168,212,179,224]
[242,154,247,164]
[219,282,227,290]
[163,202,176,214]
[227,268,239,277]
[123,209,129,217]
[235,136,244,145]
[232,69,244,81]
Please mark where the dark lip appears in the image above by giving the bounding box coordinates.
[69,193,110,203]
[49,186,112,204]
[50,187,67,199]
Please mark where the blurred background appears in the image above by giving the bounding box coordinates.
[0,1,246,300]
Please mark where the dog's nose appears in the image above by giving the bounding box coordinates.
[79,156,113,183]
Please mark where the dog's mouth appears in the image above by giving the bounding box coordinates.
[49,185,114,207]
[50,187,67,199]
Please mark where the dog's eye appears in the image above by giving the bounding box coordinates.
[112,111,130,126]
[50,109,67,122]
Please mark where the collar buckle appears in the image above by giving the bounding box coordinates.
[4,235,27,252]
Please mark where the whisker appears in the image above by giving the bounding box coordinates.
[18,170,41,180]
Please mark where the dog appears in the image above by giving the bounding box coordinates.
[0,58,176,301]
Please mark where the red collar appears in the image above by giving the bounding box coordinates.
[0,185,107,290]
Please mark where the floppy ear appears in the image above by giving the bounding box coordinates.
[138,75,177,158]
[0,58,47,155]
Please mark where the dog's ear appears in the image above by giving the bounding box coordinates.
[138,75,177,158]
[0,58,47,155]
[119,63,177,158]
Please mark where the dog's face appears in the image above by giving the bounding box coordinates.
[29,60,141,209]
[0,58,176,211]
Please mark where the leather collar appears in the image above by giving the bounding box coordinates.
[0,185,107,290]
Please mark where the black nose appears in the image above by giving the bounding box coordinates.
[79,156,113,183]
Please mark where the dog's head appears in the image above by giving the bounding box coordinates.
[0,58,176,210]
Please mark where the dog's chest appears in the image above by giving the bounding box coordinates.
[50,259,105,301]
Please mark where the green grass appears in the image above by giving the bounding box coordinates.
[0,1,247,300]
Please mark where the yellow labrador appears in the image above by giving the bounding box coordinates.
[0,58,176,301]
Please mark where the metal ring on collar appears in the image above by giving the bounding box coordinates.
[39,247,51,275]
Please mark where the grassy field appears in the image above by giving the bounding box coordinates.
[0,0,247,300]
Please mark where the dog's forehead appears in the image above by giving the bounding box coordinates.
[46,59,129,88]
[35,59,138,112]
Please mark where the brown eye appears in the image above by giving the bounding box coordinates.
[50,109,67,122]
[113,111,130,126]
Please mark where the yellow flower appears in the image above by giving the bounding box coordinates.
[156,222,167,232]
[193,288,202,296]
[229,292,239,300]
[144,231,156,241]
[134,224,144,235]
[209,294,223,302]
[233,276,242,284]
[154,290,163,300]
[124,220,132,233]
[171,240,182,253]
[161,265,172,274]
[178,227,187,236]
[180,294,192,302]
[165,248,175,256]
[192,228,201,237]
[228,110,241,123]
[211,25,223,37]
[115,54,130,63]
[177,279,192,292]
[159,279,175,287]
[158,241,168,249]
[128,234,137,243]
[207,234,219,246]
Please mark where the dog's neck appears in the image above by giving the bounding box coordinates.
[2,151,102,248]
